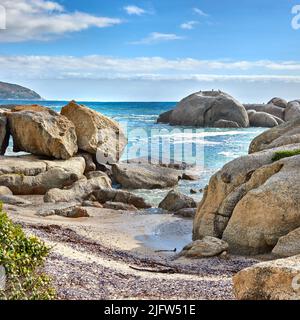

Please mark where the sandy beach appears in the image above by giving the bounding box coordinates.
[3,196,259,300]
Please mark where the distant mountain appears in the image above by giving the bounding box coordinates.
[0,81,42,100]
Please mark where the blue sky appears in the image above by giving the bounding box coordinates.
[0,0,300,101]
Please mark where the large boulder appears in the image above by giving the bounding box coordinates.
[0,156,85,195]
[222,154,300,254]
[193,142,300,255]
[180,237,229,258]
[8,109,78,159]
[61,101,127,163]
[249,117,300,154]
[272,227,300,257]
[0,113,9,155]
[244,104,285,120]
[44,176,111,203]
[112,163,180,189]
[285,100,300,122]
[160,91,249,127]
[267,97,288,109]
[233,255,300,300]
[247,110,283,127]
[158,190,197,212]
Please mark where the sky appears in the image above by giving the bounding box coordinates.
[0,0,300,102]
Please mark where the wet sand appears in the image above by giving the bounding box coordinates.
[3,196,260,300]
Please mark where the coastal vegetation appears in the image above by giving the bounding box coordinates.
[0,203,55,300]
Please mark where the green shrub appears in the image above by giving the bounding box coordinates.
[0,203,55,300]
[272,149,300,162]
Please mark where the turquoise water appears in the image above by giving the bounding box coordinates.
[0,100,266,206]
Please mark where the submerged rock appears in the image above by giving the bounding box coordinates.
[233,255,300,300]
[61,101,127,162]
[112,163,180,189]
[174,208,196,218]
[180,237,229,258]
[159,190,197,212]
[8,109,78,159]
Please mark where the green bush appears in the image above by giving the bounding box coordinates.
[272,149,300,162]
[0,203,55,300]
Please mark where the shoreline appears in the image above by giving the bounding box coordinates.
[4,197,260,300]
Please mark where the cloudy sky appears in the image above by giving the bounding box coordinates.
[0,0,300,102]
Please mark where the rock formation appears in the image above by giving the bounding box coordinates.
[112,163,180,189]
[61,101,127,163]
[8,108,78,159]
[157,90,249,128]
[193,118,300,255]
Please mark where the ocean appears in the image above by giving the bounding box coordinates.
[0,100,266,206]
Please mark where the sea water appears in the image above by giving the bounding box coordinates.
[0,100,266,206]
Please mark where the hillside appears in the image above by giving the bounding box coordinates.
[0,81,42,100]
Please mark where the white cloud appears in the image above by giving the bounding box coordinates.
[1,55,300,83]
[180,21,198,30]
[193,8,209,17]
[124,5,146,16]
[130,32,184,45]
[0,0,122,42]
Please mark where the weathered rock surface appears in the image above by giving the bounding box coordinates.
[193,142,300,255]
[112,163,180,189]
[0,186,12,196]
[244,104,285,120]
[37,202,84,217]
[233,255,300,300]
[8,109,78,159]
[93,188,151,209]
[180,237,229,258]
[272,227,300,257]
[0,195,32,206]
[249,117,300,153]
[157,110,173,124]
[213,119,240,128]
[0,113,9,155]
[124,157,192,170]
[159,190,197,212]
[160,91,249,128]
[174,208,196,218]
[267,97,288,109]
[248,110,283,127]
[222,154,300,254]
[61,101,127,162]
[44,176,110,203]
[103,202,138,211]
[285,100,300,122]
[0,156,85,195]
[85,171,112,187]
